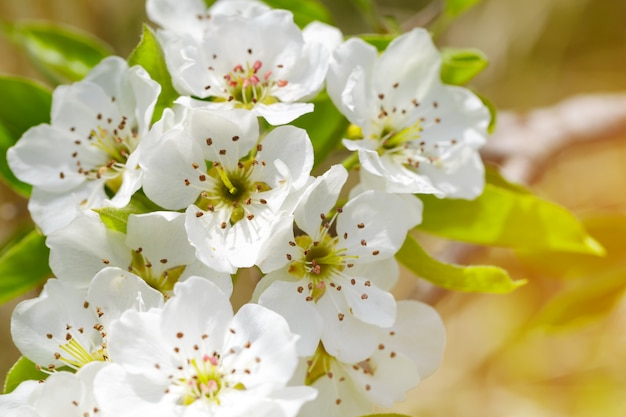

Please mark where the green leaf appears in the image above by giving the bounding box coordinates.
[440,48,488,86]
[417,184,604,255]
[359,33,395,51]
[484,163,529,194]
[291,92,349,168]
[261,0,333,27]
[536,265,626,330]
[397,235,525,293]
[445,0,482,18]
[475,91,497,134]
[0,229,51,305]
[2,20,113,84]
[0,76,52,196]
[3,356,49,394]
[94,192,165,234]
[128,25,178,123]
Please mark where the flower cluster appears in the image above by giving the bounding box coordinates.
[1,0,491,416]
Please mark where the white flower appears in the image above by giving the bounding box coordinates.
[255,165,422,362]
[140,107,313,273]
[327,28,490,199]
[0,362,108,417]
[93,277,316,417]
[7,56,160,234]
[46,212,231,295]
[11,268,163,371]
[297,300,446,417]
[157,8,329,125]
[147,0,270,41]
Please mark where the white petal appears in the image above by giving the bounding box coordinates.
[222,303,299,389]
[47,215,130,290]
[337,275,396,328]
[254,102,314,126]
[382,300,446,378]
[294,164,347,238]
[257,278,323,357]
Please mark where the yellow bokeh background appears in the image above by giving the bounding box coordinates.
[1,1,626,416]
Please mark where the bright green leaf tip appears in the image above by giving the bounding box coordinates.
[3,356,49,394]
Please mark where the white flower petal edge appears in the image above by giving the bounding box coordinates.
[7,56,160,234]
[94,277,316,417]
[158,9,328,124]
[257,165,422,361]
[297,300,446,417]
[0,362,108,417]
[327,28,490,199]
[10,268,163,371]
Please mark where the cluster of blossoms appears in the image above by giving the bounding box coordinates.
[1,0,491,416]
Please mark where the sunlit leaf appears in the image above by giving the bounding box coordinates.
[261,0,333,27]
[359,33,395,51]
[417,184,604,255]
[2,20,113,84]
[0,76,51,196]
[484,164,529,194]
[440,47,488,86]
[445,0,482,18]
[0,229,51,305]
[397,235,526,293]
[536,265,626,330]
[291,92,349,168]
[519,215,626,280]
[128,24,178,123]
[94,192,165,234]
[3,356,49,394]
[475,91,497,133]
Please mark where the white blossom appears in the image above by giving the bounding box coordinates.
[46,212,231,295]
[93,277,316,417]
[297,300,446,417]
[140,107,313,273]
[255,165,422,362]
[11,268,163,371]
[327,28,490,199]
[0,362,108,417]
[156,8,329,125]
[7,57,160,234]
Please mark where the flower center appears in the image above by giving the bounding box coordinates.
[128,249,186,294]
[304,342,335,385]
[218,60,288,109]
[74,114,139,193]
[194,160,271,224]
[288,232,353,302]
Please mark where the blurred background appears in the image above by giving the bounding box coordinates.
[1,0,626,416]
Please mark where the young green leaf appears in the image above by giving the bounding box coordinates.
[445,0,482,18]
[3,356,50,394]
[484,164,530,194]
[440,47,488,86]
[290,92,349,168]
[417,184,605,255]
[94,191,165,234]
[0,76,52,196]
[0,229,51,305]
[2,20,113,84]
[128,24,179,123]
[397,235,526,293]
[261,0,333,27]
[359,33,395,51]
